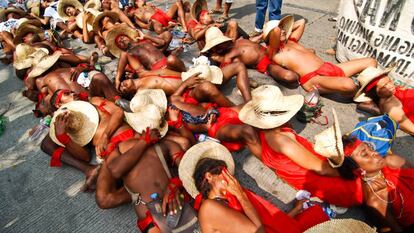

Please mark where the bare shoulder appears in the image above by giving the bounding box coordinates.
[199,199,226,218]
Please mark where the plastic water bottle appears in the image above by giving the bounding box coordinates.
[304,86,320,106]
[196,134,221,143]
[147,193,171,232]
[29,115,51,142]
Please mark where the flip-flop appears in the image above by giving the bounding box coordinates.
[216,15,228,23]
[209,9,223,14]
[98,56,112,64]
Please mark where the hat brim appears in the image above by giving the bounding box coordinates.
[0,8,26,22]
[279,15,294,41]
[130,89,168,113]
[14,47,49,70]
[200,36,232,53]
[27,52,61,78]
[13,24,42,45]
[49,101,99,147]
[124,104,168,138]
[57,0,84,20]
[76,12,94,31]
[84,0,102,10]
[179,141,235,198]
[92,11,119,32]
[304,219,376,233]
[106,24,138,58]
[262,20,280,42]
[190,0,208,20]
[239,94,304,129]
[181,65,223,85]
[353,67,393,102]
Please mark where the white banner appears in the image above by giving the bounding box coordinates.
[336,0,414,87]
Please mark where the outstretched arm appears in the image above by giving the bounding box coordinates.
[386,105,414,136]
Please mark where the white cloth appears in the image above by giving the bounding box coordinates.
[44,2,61,20]
[224,0,233,3]
[0,18,19,32]
[0,0,9,8]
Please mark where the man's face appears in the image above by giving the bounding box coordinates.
[211,41,231,55]
[65,6,77,17]
[7,12,20,20]
[116,35,132,50]
[102,0,111,9]
[23,32,40,44]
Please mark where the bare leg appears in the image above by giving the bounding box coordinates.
[214,0,223,11]
[167,1,187,32]
[224,20,238,41]
[112,8,136,29]
[190,81,234,107]
[223,2,232,18]
[94,35,109,55]
[267,63,299,87]
[221,61,251,102]
[89,72,119,101]
[357,101,381,115]
[336,58,377,76]
[166,54,186,72]
[216,124,262,158]
[303,75,358,95]
[0,31,15,50]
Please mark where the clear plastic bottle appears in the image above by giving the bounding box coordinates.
[147,193,171,232]
[196,134,221,143]
[29,115,51,142]
[304,86,320,107]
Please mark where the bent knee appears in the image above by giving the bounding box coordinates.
[40,135,58,155]
[342,80,358,92]
[227,20,238,28]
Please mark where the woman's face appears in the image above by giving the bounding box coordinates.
[350,142,386,173]
[205,172,227,196]
[199,13,213,25]
[376,76,395,97]
[65,6,77,17]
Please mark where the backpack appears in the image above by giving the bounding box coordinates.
[349,114,399,156]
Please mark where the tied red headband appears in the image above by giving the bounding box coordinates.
[344,139,363,157]
[115,35,125,45]
[199,10,208,19]
[54,90,69,107]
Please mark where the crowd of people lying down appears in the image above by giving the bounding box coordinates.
[1,0,414,232]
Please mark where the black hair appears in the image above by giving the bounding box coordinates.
[49,89,62,112]
[337,135,361,180]
[364,86,380,104]
[193,158,226,199]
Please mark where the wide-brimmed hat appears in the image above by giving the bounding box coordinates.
[57,0,84,20]
[353,66,393,102]
[13,24,42,45]
[304,219,376,233]
[106,24,138,58]
[239,85,304,129]
[18,18,42,29]
[13,44,49,70]
[262,15,294,42]
[75,9,99,31]
[201,27,232,53]
[84,0,102,10]
[27,51,61,78]
[190,0,208,20]
[49,101,99,147]
[262,20,280,41]
[26,0,40,16]
[313,108,344,168]
[92,11,119,32]
[130,89,167,113]
[124,104,168,138]
[182,64,223,84]
[0,7,26,22]
[179,141,235,198]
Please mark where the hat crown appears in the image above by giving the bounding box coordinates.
[205,27,224,43]
[130,94,152,111]
[66,111,84,133]
[356,67,383,86]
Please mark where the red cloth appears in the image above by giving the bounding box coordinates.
[150,8,173,27]
[394,87,414,123]
[137,211,157,232]
[208,107,245,152]
[259,128,363,207]
[256,55,272,73]
[100,129,135,158]
[186,19,199,31]
[151,57,168,70]
[299,62,345,86]
[140,73,181,80]
[97,99,111,116]
[182,89,199,105]
[294,205,330,231]
[78,91,89,101]
[50,147,64,167]
[220,61,232,69]
[383,167,414,227]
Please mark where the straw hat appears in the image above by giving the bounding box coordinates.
[75,9,98,32]
[353,66,393,102]
[201,27,232,53]
[190,0,208,20]
[13,24,42,45]
[239,85,304,129]
[279,15,294,41]
[27,51,61,78]
[130,89,167,113]
[262,20,281,41]
[18,18,42,28]
[92,11,119,32]
[84,0,102,10]
[182,64,223,85]
[0,7,26,22]
[49,101,99,147]
[13,44,49,70]
[26,0,40,17]
[124,104,168,138]
[57,0,84,20]
[304,219,376,233]
[105,24,138,58]
[179,141,235,198]
[313,109,344,168]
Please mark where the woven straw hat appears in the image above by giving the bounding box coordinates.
[353,66,393,102]
[313,108,344,168]
[92,11,119,32]
[262,20,280,41]
[201,27,232,53]
[124,104,168,138]
[279,15,294,41]
[13,44,49,70]
[130,89,167,113]
[0,7,26,22]
[75,9,99,32]
[105,24,138,58]
[13,24,42,45]
[190,0,208,20]
[179,141,235,198]
[182,64,223,84]
[18,18,42,29]
[304,219,376,233]
[239,85,304,129]
[27,51,61,78]
[26,1,41,16]
[57,0,84,20]
[49,101,99,147]
[84,0,102,10]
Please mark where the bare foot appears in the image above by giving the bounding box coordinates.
[357,101,381,115]
[324,48,336,55]
[89,52,98,67]
[81,165,100,192]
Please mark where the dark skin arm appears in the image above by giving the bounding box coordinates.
[138,30,166,47]
[171,73,203,97]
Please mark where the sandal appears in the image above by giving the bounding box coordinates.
[216,15,228,23]
[209,9,223,14]
[248,30,261,38]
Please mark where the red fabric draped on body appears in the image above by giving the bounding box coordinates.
[208,107,244,152]
[382,167,414,227]
[226,189,327,233]
[151,57,168,70]
[256,46,272,73]
[299,62,345,86]
[186,19,199,31]
[259,128,363,207]
[394,87,414,123]
[100,129,135,158]
[150,8,173,27]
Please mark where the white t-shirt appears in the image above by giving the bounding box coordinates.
[0,18,19,33]
[44,1,62,20]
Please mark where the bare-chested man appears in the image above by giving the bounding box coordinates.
[131,0,188,34]
[202,27,298,85]
[102,0,136,28]
[267,16,377,94]
[0,7,26,55]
